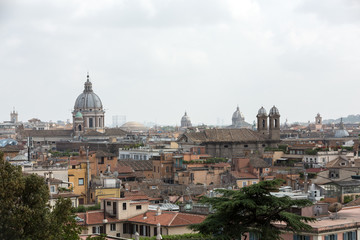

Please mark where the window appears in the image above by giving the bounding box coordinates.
[110,223,116,231]
[89,118,93,128]
[136,205,142,210]
[249,232,260,240]
[293,235,310,240]
[116,233,121,237]
[140,225,144,236]
[154,166,156,172]
[78,178,84,186]
[92,226,104,234]
[50,185,55,193]
[343,231,356,240]
[154,226,157,236]
[244,144,248,148]
[107,201,111,206]
[123,202,127,210]
[252,181,257,185]
[123,223,130,234]
[166,166,169,172]
[242,182,247,187]
[324,234,338,240]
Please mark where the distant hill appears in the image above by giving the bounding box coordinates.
[323,114,360,124]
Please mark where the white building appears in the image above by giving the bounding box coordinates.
[118,147,177,160]
[303,151,354,168]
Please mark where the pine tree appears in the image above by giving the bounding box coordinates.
[190,179,316,240]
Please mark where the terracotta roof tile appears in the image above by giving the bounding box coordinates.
[230,171,258,179]
[76,210,122,225]
[117,160,152,171]
[23,130,73,137]
[127,211,206,226]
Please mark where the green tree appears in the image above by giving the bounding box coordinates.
[0,151,82,240]
[190,179,316,240]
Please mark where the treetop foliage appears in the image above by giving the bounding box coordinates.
[190,179,316,240]
[0,151,82,240]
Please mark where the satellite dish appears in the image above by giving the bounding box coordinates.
[329,202,342,213]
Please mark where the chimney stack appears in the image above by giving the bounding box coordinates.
[156,206,162,216]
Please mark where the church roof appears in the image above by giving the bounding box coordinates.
[179,129,267,143]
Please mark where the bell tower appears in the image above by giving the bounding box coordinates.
[10,108,18,123]
[315,113,322,130]
[257,107,268,136]
[269,106,280,141]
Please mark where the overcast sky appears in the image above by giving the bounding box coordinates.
[1,0,360,126]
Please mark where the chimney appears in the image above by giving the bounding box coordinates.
[49,171,54,179]
[143,212,147,219]
[156,206,162,216]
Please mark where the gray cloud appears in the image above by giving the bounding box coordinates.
[0,0,359,126]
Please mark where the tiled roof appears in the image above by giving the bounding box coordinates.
[22,130,73,137]
[76,210,121,225]
[230,171,258,179]
[104,128,128,136]
[83,130,104,136]
[250,157,270,168]
[180,129,267,143]
[0,145,24,152]
[117,160,153,171]
[117,166,134,174]
[95,151,117,158]
[127,211,206,226]
[306,168,326,173]
[210,162,231,168]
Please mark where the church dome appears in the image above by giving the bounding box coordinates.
[269,106,280,116]
[232,106,244,121]
[257,107,267,116]
[75,111,83,118]
[74,74,103,111]
[120,121,148,132]
[335,119,349,138]
[181,112,192,128]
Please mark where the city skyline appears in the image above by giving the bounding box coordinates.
[1,0,360,125]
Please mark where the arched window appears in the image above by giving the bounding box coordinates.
[262,119,265,128]
[275,119,278,128]
[78,125,82,131]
